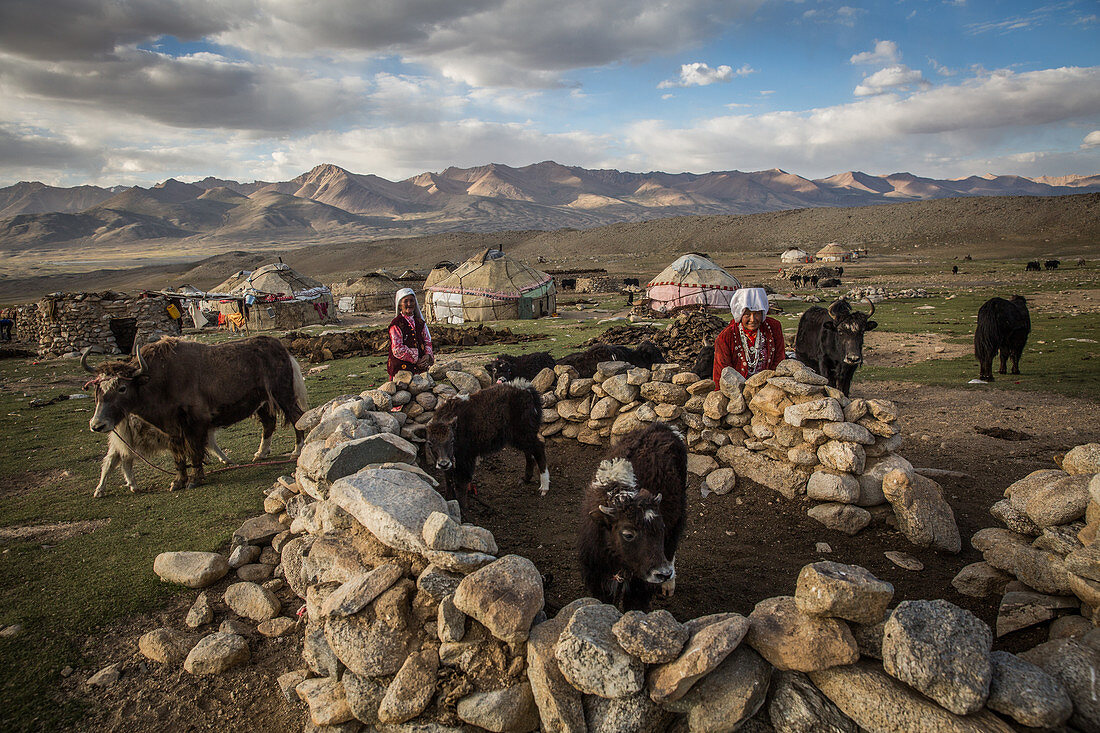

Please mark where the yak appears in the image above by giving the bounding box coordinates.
[83,336,307,491]
[794,298,878,396]
[557,341,665,378]
[425,379,548,511]
[1044,259,1061,270]
[974,295,1030,382]
[1026,261,1042,271]
[485,351,556,383]
[579,422,687,611]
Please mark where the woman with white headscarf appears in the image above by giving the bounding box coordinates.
[388,288,434,378]
[712,287,785,385]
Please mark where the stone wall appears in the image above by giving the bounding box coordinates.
[575,276,620,294]
[14,292,181,357]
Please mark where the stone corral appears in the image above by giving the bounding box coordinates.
[574,276,620,294]
[13,292,181,357]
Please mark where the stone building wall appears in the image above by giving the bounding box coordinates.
[14,292,181,357]
[575,276,620,294]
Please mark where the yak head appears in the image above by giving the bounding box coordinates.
[824,298,877,366]
[588,458,675,585]
[81,347,150,434]
[632,340,665,369]
[485,357,515,384]
[425,402,464,470]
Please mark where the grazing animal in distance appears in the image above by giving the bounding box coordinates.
[1044,259,1060,270]
[425,379,548,510]
[818,277,841,288]
[83,336,307,491]
[579,422,687,611]
[1026,261,1041,271]
[794,298,878,396]
[486,351,556,383]
[95,415,231,498]
[952,265,959,275]
[810,275,819,288]
[974,295,1030,382]
[836,266,844,276]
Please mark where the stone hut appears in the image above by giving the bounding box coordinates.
[15,291,181,357]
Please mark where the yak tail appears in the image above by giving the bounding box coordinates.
[290,356,309,413]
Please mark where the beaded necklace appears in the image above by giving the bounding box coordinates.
[737,325,767,375]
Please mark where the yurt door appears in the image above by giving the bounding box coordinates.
[517,296,534,319]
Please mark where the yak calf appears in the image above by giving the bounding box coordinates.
[486,351,556,383]
[425,380,548,511]
[579,422,687,611]
[95,415,230,497]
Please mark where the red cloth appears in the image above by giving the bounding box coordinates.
[387,314,433,378]
[713,317,786,385]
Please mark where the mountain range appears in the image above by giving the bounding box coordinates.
[2,162,1098,251]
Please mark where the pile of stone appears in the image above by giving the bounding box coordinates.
[13,292,181,357]
[574,276,620,294]
[585,310,726,367]
[954,444,1100,638]
[845,286,930,302]
[283,324,545,363]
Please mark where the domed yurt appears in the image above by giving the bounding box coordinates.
[208,262,335,330]
[646,253,742,313]
[330,272,397,314]
[426,249,555,324]
[781,248,812,264]
[815,243,853,262]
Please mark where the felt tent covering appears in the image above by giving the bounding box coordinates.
[646,254,742,313]
[330,272,397,313]
[781,248,812,263]
[426,249,555,324]
[209,262,334,329]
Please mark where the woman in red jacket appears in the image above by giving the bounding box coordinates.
[388,288,435,378]
[712,287,785,386]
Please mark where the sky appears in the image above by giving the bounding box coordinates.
[0,0,1098,188]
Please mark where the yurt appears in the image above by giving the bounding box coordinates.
[781,248,812,264]
[646,254,742,313]
[815,243,852,262]
[426,249,555,324]
[330,272,397,313]
[209,262,335,330]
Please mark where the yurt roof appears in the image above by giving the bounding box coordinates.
[647,253,741,290]
[220,262,327,297]
[428,248,553,299]
[815,243,848,256]
[782,248,809,256]
[335,272,396,295]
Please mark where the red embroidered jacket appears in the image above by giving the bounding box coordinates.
[712,317,786,386]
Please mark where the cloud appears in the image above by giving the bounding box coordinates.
[803,5,866,27]
[928,57,958,77]
[1083,130,1100,148]
[854,65,929,97]
[623,66,1100,178]
[658,62,755,89]
[850,41,900,66]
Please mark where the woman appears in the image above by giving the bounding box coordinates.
[712,287,785,385]
[388,288,434,378]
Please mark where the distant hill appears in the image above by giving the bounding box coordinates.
[1,162,1098,252]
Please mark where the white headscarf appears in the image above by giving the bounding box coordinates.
[394,287,425,321]
[729,288,770,321]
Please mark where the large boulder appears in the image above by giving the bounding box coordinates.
[662,646,772,733]
[1062,443,1100,475]
[746,596,858,672]
[153,551,229,588]
[881,600,992,715]
[881,469,961,553]
[377,649,439,724]
[555,603,643,699]
[329,468,449,553]
[457,682,540,733]
[794,562,893,625]
[297,677,354,727]
[324,615,410,678]
[717,446,809,499]
[183,632,250,675]
[986,650,1072,729]
[223,582,281,622]
[767,671,857,733]
[526,599,596,733]
[454,555,543,644]
[1019,637,1100,731]
[648,614,751,703]
[612,609,689,665]
[320,434,418,483]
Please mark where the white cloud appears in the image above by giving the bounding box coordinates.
[658,62,755,89]
[854,65,929,97]
[1083,130,1100,148]
[928,57,958,77]
[850,41,900,66]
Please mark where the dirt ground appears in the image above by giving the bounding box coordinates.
[58,377,1100,732]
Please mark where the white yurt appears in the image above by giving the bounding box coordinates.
[426,249,555,324]
[781,248,812,264]
[646,253,742,313]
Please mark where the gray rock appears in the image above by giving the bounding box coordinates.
[987,650,1072,728]
[746,596,858,673]
[584,691,673,733]
[809,661,1014,733]
[1063,443,1100,475]
[303,622,342,677]
[219,618,252,636]
[232,514,288,546]
[857,454,914,507]
[794,561,893,625]
[822,421,874,445]
[990,498,1041,535]
[996,590,1078,637]
[185,591,214,628]
[277,669,310,704]
[950,562,1012,598]
[378,649,439,724]
[1049,614,1093,640]
[881,600,992,715]
[223,581,281,622]
[87,662,122,687]
[806,472,860,504]
[1034,522,1085,556]
[329,468,449,553]
[816,440,865,474]
[416,564,463,601]
[457,682,540,732]
[982,539,1073,595]
[1023,474,1092,528]
[1019,637,1100,731]
[297,677,354,727]
[324,614,410,678]
[422,511,498,554]
[806,503,871,535]
[321,433,418,483]
[784,399,844,427]
[717,445,809,499]
[767,671,857,733]
[882,469,961,553]
[343,671,386,725]
[183,632,250,675]
[1064,544,1100,581]
[665,646,772,733]
[612,609,688,665]
[555,603,643,699]
[257,617,296,637]
[437,594,466,643]
[139,627,191,665]
[447,370,481,394]
[454,555,543,644]
[704,468,738,496]
[228,544,261,568]
[648,613,751,703]
[236,563,274,582]
[153,551,229,588]
[527,598,596,733]
[321,563,404,617]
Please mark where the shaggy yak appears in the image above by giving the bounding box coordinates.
[974,295,1031,382]
[579,422,687,611]
[557,340,665,378]
[485,351,556,383]
[425,379,548,510]
[794,298,878,397]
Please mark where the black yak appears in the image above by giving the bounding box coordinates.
[485,351,556,383]
[974,295,1030,382]
[794,298,878,396]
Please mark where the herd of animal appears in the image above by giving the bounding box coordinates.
[79,281,1040,612]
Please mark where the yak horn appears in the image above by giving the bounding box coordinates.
[133,345,148,378]
[827,299,848,321]
[80,347,96,374]
[599,505,615,516]
[862,297,876,318]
